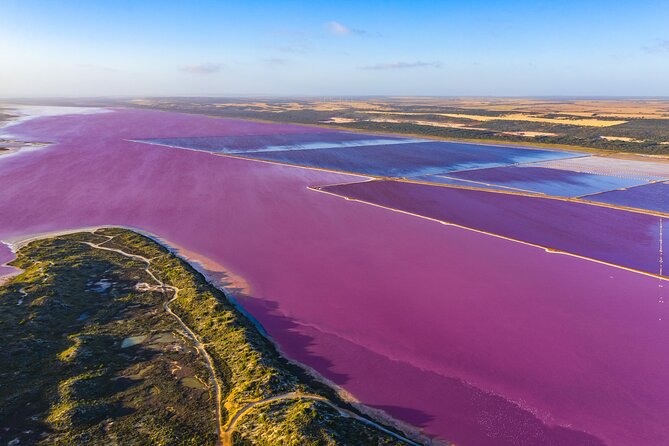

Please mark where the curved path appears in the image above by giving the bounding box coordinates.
[84,235,422,446]
[222,391,422,446]
[84,237,226,444]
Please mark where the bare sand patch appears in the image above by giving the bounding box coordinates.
[363,110,626,126]
[321,117,357,124]
[502,131,558,137]
[439,112,627,127]
[600,136,643,142]
[156,239,253,296]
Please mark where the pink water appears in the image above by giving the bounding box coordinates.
[320,179,664,276]
[1,109,667,446]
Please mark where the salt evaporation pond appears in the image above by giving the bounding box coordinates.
[1,108,667,446]
[447,165,649,197]
[585,181,669,214]
[138,132,415,154]
[409,174,531,192]
[533,155,669,181]
[321,179,665,276]
[235,140,576,177]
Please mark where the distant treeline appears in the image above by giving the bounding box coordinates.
[342,120,669,155]
[129,102,669,155]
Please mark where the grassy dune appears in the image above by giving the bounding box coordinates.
[0,229,414,446]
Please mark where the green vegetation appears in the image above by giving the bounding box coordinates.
[341,118,669,155]
[233,400,403,446]
[0,231,216,445]
[121,98,669,155]
[0,228,416,445]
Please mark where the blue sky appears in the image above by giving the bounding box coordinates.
[1,0,668,97]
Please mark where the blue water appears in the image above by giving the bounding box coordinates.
[238,141,577,178]
[585,181,669,214]
[136,131,412,154]
[448,166,648,198]
[409,174,531,193]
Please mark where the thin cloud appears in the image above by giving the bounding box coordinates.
[327,21,366,36]
[78,64,118,73]
[642,39,669,54]
[179,63,222,75]
[361,61,442,70]
[265,58,289,66]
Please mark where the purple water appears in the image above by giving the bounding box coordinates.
[532,156,669,181]
[447,166,648,197]
[236,140,577,177]
[137,131,408,154]
[1,108,668,446]
[320,180,664,276]
[584,181,669,214]
[409,174,529,192]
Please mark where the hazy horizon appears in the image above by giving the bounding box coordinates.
[1,0,669,97]
[5,95,669,101]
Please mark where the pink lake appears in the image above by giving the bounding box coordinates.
[0,108,667,446]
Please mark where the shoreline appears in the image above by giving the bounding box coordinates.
[2,225,441,446]
[0,241,21,286]
[0,104,112,157]
[0,140,51,158]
